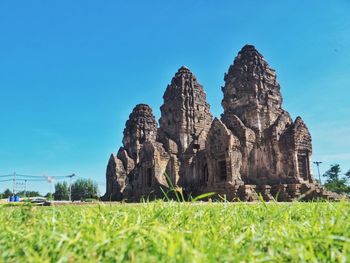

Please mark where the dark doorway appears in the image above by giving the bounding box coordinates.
[147,168,152,187]
[201,164,209,186]
[218,160,227,182]
[298,151,309,181]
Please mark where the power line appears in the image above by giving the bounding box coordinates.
[0,173,75,179]
[0,178,48,183]
[1,173,103,196]
[0,174,15,178]
[0,179,13,183]
[14,174,44,178]
[15,174,73,179]
[0,172,77,196]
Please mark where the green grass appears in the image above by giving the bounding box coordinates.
[1,201,350,262]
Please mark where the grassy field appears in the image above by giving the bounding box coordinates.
[1,201,350,263]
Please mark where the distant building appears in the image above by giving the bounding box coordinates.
[103,45,338,201]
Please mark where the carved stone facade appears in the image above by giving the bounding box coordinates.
[103,45,340,202]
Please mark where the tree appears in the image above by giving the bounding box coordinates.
[17,191,41,197]
[323,164,349,194]
[53,181,69,200]
[2,189,13,198]
[323,164,341,180]
[45,192,53,200]
[71,178,99,201]
[27,191,41,197]
[346,170,350,180]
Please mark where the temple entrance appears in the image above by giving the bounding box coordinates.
[200,164,209,186]
[297,150,310,181]
[146,167,152,187]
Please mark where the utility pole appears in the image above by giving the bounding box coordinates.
[45,175,54,200]
[68,173,76,202]
[12,172,16,196]
[24,179,27,198]
[313,161,323,185]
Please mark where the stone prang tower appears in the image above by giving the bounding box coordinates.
[103,45,339,202]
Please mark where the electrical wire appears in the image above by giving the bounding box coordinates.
[0,174,14,178]
[0,179,13,182]
[0,173,74,179]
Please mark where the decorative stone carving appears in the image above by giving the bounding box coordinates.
[159,66,213,154]
[122,104,157,162]
[205,118,242,185]
[222,45,283,135]
[221,45,312,187]
[158,66,213,189]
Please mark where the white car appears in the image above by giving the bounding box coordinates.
[30,197,47,205]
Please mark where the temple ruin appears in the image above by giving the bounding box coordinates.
[103,45,338,202]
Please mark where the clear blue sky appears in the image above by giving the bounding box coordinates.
[1,1,349,195]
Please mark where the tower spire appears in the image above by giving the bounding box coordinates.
[222,44,283,132]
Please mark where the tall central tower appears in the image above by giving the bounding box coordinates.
[159,66,212,154]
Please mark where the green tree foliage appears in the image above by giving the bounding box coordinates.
[45,192,53,200]
[2,189,13,198]
[53,181,69,200]
[1,189,41,199]
[17,191,41,197]
[324,164,341,180]
[346,170,350,180]
[71,178,99,201]
[323,164,349,194]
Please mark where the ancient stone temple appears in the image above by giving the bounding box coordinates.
[103,44,339,202]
